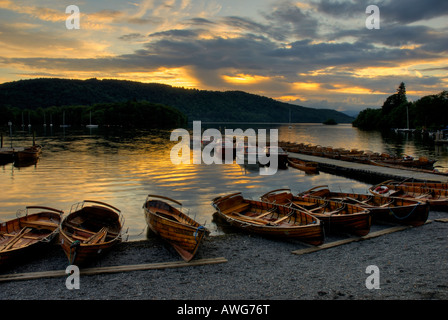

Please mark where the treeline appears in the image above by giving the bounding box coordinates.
[353,83,448,130]
[0,100,188,129]
[0,78,354,123]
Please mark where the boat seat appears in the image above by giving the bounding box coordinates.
[20,220,59,231]
[156,211,181,222]
[65,222,119,239]
[221,203,250,215]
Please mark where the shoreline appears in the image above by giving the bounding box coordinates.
[0,210,447,301]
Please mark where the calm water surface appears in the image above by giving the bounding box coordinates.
[2,123,448,240]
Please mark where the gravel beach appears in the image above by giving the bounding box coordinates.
[0,209,447,308]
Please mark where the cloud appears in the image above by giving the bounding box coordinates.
[316,0,448,24]
[380,0,448,24]
[1,0,447,112]
[263,1,319,39]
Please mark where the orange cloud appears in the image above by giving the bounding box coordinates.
[222,73,270,84]
[292,82,321,91]
[329,84,385,95]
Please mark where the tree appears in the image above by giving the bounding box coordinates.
[397,82,406,95]
[382,82,407,115]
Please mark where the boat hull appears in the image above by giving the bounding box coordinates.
[143,195,208,262]
[0,207,63,267]
[59,201,123,266]
[212,193,324,245]
[301,186,429,226]
[15,145,42,162]
[369,182,448,211]
[261,189,371,236]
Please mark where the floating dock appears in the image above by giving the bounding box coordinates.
[288,152,447,184]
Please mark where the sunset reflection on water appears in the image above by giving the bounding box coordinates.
[1,124,447,240]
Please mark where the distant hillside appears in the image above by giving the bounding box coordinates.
[0,78,354,123]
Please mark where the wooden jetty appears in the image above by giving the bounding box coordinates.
[288,152,446,184]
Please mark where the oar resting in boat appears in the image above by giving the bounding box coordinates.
[338,196,394,208]
[229,208,295,226]
[287,200,346,215]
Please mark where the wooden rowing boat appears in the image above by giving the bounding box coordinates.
[15,145,42,162]
[379,180,448,190]
[369,181,448,210]
[370,156,436,170]
[143,195,209,262]
[299,185,429,227]
[59,200,123,266]
[260,189,371,236]
[0,206,63,267]
[287,157,319,174]
[212,192,324,245]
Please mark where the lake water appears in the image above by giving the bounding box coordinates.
[1,123,448,240]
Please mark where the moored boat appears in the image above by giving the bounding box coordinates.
[380,180,448,190]
[15,145,42,162]
[369,182,448,210]
[143,195,209,262]
[261,189,371,236]
[59,200,123,266]
[212,192,324,245]
[299,185,429,226]
[287,157,319,174]
[0,206,63,267]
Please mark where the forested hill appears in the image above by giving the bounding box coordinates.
[0,78,354,123]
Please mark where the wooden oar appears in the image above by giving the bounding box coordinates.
[343,196,374,207]
[85,227,108,244]
[288,200,324,214]
[229,212,270,225]
[0,228,32,251]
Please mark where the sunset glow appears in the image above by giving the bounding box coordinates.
[1,0,447,114]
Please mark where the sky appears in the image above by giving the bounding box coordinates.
[0,0,447,115]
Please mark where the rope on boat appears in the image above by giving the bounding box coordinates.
[69,240,81,265]
[388,202,420,221]
[194,226,205,243]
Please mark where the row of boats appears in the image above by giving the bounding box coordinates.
[0,180,445,269]
[0,196,209,269]
[279,142,441,173]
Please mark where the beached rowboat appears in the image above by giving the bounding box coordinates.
[212,192,324,245]
[378,180,448,190]
[299,185,429,226]
[0,206,63,267]
[261,189,371,236]
[369,181,448,210]
[59,200,123,266]
[143,195,209,262]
